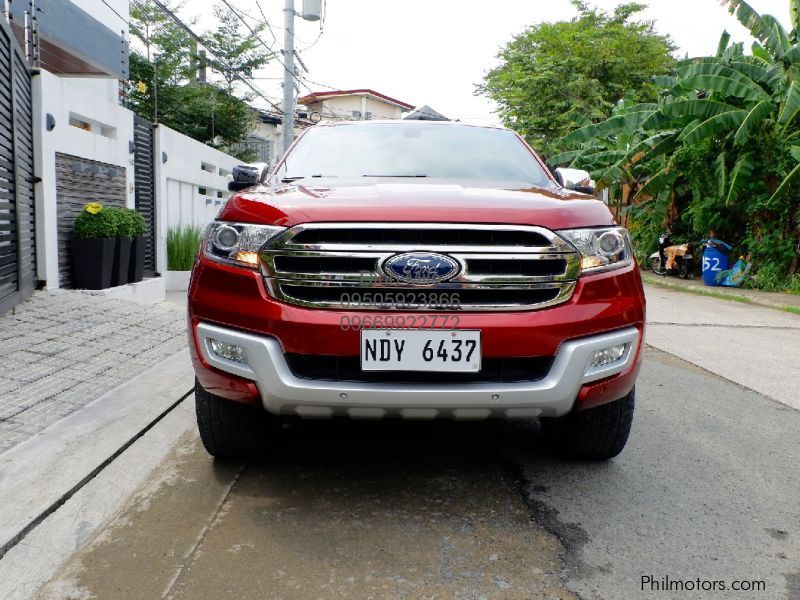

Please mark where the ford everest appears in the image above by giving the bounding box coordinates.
[188,120,645,460]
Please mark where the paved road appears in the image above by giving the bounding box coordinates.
[644,285,800,410]
[38,286,800,599]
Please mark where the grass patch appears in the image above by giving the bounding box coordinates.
[167,226,203,271]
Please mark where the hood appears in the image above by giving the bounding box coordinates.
[217,179,615,230]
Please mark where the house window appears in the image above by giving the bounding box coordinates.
[69,116,92,132]
[68,112,116,138]
[365,112,372,120]
[352,110,362,119]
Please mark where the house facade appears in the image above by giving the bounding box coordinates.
[298,89,414,121]
[0,0,241,314]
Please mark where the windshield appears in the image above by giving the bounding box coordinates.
[275,123,553,186]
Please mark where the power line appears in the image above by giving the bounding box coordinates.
[254,0,279,45]
[217,0,290,75]
[144,0,283,113]
[216,0,339,96]
[99,0,130,27]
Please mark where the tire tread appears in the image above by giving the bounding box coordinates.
[194,379,276,459]
[542,387,635,460]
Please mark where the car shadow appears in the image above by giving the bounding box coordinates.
[190,418,585,598]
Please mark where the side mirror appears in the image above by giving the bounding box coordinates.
[228,163,267,192]
[549,166,564,187]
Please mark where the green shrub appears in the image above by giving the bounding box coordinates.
[167,225,203,271]
[745,262,800,295]
[73,202,117,238]
[128,209,147,237]
[107,206,135,238]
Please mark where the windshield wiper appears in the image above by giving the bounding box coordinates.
[362,174,427,178]
[282,174,335,183]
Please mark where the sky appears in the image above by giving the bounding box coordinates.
[181,0,792,125]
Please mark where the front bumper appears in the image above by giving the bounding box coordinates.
[195,322,640,419]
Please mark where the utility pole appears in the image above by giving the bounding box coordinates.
[282,0,296,155]
[282,0,322,155]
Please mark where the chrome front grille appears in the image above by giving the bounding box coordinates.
[259,223,581,311]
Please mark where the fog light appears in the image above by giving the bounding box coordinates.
[591,344,627,368]
[209,338,247,364]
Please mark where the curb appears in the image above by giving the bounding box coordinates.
[0,351,194,560]
[641,272,800,314]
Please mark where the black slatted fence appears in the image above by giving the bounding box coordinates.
[0,16,36,315]
[134,116,156,276]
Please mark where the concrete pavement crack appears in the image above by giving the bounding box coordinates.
[160,462,245,599]
[500,452,588,600]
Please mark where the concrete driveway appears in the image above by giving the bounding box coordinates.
[17,285,800,599]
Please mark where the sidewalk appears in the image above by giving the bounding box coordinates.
[0,290,186,454]
[641,271,800,313]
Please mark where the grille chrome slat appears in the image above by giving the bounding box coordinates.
[260,223,580,311]
[282,222,559,251]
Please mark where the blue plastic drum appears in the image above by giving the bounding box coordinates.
[702,247,729,286]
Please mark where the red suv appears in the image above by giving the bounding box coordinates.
[188,121,645,460]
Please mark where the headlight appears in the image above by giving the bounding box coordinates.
[203,221,286,269]
[558,227,633,274]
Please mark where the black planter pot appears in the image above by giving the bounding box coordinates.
[112,237,132,286]
[129,235,146,283]
[71,237,116,290]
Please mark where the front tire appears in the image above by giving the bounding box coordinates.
[649,257,665,275]
[194,378,280,459]
[541,387,635,460]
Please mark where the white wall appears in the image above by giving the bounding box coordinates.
[154,126,240,273]
[309,96,406,121]
[32,70,135,289]
[33,70,242,283]
[70,0,129,37]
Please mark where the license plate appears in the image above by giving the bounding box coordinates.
[361,329,481,372]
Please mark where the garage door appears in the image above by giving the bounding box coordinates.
[55,154,126,288]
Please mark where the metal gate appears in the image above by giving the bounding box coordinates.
[133,116,157,276]
[0,16,35,315]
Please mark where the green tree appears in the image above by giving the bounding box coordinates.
[129,0,196,84]
[126,2,257,158]
[204,3,272,94]
[477,1,676,157]
[129,53,253,151]
[556,0,800,286]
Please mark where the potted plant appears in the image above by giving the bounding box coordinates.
[128,209,148,283]
[108,206,134,286]
[71,202,117,290]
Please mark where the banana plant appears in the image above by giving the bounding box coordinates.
[555,0,800,208]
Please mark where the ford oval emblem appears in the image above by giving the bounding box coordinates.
[382,252,460,284]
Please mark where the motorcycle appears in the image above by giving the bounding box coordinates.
[648,233,694,279]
